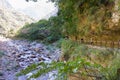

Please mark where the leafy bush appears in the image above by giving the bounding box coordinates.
[16,16,64,43]
[17,20,50,40]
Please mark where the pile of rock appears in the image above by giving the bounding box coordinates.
[6,39,61,67]
[0,36,61,80]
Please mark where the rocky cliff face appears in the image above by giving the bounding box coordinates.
[0,0,34,35]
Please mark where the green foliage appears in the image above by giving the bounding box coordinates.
[27,0,115,37]
[46,16,64,43]
[24,0,114,39]
[101,53,120,80]
[22,0,120,80]
[17,19,49,40]
[26,0,117,38]
[61,40,120,80]
[51,0,115,37]
[0,51,4,57]
[16,16,64,43]
[17,57,100,80]
[61,39,114,61]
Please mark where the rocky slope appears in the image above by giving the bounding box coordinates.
[0,0,34,35]
[0,36,60,80]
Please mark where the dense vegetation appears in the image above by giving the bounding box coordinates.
[23,0,120,41]
[17,0,120,80]
[17,16,64,43]
[53,0,120,41]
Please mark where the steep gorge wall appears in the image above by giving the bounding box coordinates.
[0,0,34,35]
[74,0,120,41]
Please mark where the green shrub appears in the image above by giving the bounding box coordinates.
[17,19,50,40]
[16,16,64,43]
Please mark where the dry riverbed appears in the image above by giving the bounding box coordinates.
[0,36,60,80]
